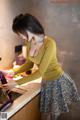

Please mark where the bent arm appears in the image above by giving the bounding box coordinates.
[13,59,34,75]
[16,42,56,85]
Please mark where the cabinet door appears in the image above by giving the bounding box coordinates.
[10,94,41,120]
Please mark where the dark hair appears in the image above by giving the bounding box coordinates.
[12,13,44,35]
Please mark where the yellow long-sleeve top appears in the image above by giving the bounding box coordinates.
[13,36,63,85]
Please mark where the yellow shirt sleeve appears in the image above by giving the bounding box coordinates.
[13,59,34,75]
[16,40,56,85]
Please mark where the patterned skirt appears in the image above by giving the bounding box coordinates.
[40,73,80,119]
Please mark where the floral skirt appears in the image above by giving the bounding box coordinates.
[40,73,80,119]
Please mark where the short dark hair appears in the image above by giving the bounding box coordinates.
[12,13,44,35]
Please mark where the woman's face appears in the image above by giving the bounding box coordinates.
[18,31,44,44]
[18,31,33,42]
[27,31,44,43]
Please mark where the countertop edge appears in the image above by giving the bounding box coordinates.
[5,78,42,119]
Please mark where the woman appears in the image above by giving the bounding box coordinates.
[2,13,80,120]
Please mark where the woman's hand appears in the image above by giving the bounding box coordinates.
[2,79,17,91]
[0,70,15,78]
[0,83,2,88]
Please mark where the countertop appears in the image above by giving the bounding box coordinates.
[3,78,42,119]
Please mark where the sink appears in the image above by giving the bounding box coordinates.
[9,91,22,101]
[0,87,26,111]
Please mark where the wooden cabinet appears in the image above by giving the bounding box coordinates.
[9,94,41,120]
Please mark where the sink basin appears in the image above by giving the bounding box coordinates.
[0,87,26,111]
[9,91,22,101]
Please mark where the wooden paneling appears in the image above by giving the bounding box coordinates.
[10,94,41,120]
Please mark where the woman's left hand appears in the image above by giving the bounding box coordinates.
[2,79,17,91]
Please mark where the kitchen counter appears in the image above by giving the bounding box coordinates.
[3,78,42,119]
